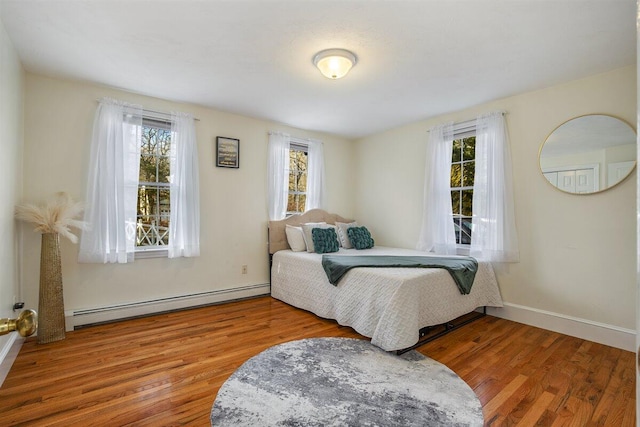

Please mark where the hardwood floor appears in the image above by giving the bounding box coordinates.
[0,296,635,426]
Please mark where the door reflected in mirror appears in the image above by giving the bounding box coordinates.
[539,114,636,194]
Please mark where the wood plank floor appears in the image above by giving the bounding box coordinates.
[0,296,635,426]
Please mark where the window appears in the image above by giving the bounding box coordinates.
[137,118,171,250]
[418,113,517,260]
[287,143,308,214]
[267,133,324,220]
[80,99,199,263]
[450,136,475,245]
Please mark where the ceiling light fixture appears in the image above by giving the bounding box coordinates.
[313,48,357,80]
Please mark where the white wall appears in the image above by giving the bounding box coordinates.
[0,14,25,379]
[354,66,636,343]
[21,74,354,318]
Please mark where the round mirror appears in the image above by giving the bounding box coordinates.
[539,114,636,194]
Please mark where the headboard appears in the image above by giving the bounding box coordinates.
[268,209,354,254]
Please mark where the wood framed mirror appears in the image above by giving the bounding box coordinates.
[539,114,636,194]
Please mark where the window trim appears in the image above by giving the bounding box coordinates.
[450,130,477,249]
[136,116,172,253]
[286,141,309,216]
[135,248,168,259]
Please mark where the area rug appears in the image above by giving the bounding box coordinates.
[210,337,483,426]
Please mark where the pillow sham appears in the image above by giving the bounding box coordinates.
[285,225,307,252]
[301,222,328,253]
[347,226,375,250]
[311,227,339,254]
[335,221,358,249]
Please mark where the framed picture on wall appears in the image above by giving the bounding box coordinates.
[216,136,240,168]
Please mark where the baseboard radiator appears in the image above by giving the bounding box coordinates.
[65,283,270,330]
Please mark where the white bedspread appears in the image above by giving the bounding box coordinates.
[271,246,503,351]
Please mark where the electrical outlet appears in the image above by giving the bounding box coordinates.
[241,265,248,274]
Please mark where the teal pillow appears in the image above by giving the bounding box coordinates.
[347,226,375,250]
[312,227,339,254]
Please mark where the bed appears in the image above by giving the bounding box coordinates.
[268,209,503,352]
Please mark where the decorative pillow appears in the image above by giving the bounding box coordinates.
[285,225,307,252]
[311,227,339,254]
[301,222,327,252]
[335,221,358,249]
[347,226,375,250]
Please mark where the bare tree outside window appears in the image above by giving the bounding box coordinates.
[137,120,171,248]
[287,147,308,214]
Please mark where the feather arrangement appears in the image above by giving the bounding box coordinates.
[15,192,86,244]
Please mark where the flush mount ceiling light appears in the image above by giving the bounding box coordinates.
[313,48,357,79]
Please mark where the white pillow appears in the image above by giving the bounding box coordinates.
[301,222,328,253]
[336,221,358,249]
[285,225,307,252]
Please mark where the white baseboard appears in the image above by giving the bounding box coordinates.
[65,283,271,330]
[0,333,24,387]
[486,302,635,352]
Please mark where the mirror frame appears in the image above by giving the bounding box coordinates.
[539,114,637,195]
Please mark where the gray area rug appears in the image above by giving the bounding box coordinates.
[211,337,483,426]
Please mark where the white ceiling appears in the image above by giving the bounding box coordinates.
[0,0,635,139]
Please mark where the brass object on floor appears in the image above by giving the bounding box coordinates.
[0,309,38,337]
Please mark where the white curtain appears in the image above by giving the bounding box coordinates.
[416,122,457,254]
[305,140,326,211]
[168,112,200,258]
[267,132,290,220]
[78,98,142,263]
[470,112,519,262]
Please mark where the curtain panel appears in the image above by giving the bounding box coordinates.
[267,132,290,221]
[416,122,457,254]
[168,112,200,258]
[78,98,142,263]
[304,140,326,211]
[470,112,519,262]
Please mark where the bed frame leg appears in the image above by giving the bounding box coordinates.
[396,306,487,355]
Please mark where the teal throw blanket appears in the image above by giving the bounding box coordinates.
[321,255,478,295]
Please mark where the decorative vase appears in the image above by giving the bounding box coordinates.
[37,232,65,344]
